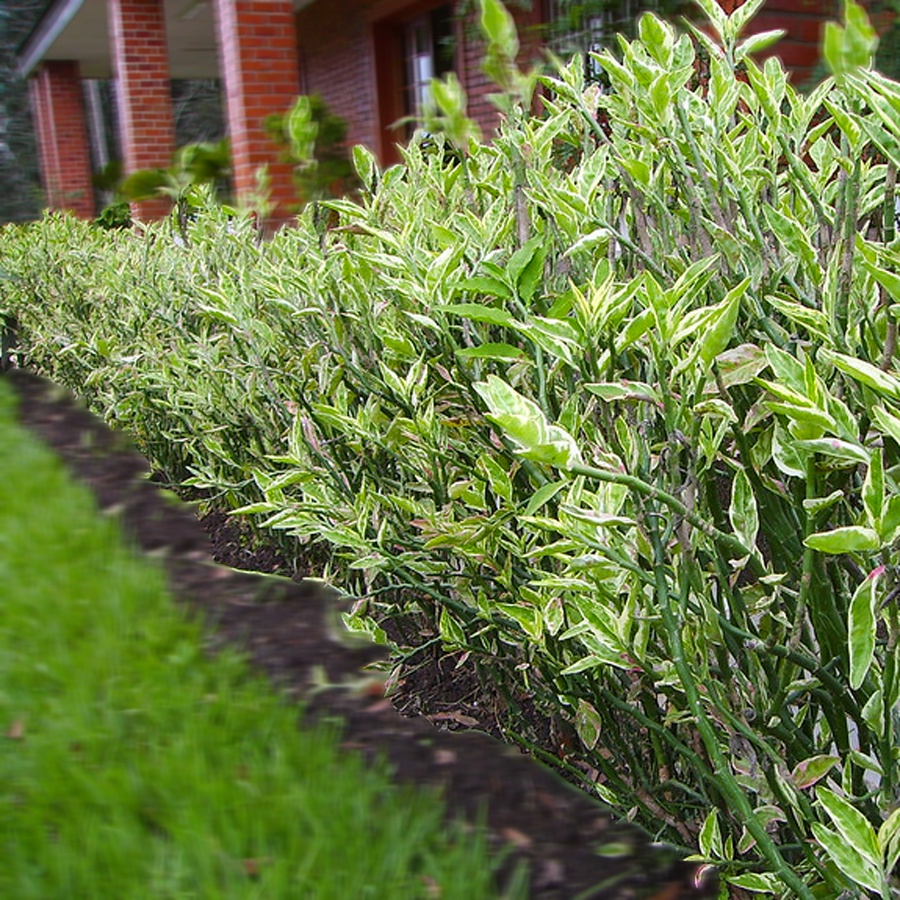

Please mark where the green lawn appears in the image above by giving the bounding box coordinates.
[0,379,518,899]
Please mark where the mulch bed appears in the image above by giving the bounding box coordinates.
[5,367,715,900]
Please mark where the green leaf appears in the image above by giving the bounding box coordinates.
[817,785,881,868]
[439,606,467,648]
[351,145,378,192]
[508,235,546,305]
[477,453,513,503]
[882,496,900,545]
[804,526,880,554]
[725,872,783,894]
[452,275,513,300]
[523,479,567,516]
[820,348,900,401]
[735,29,785,62]
[456,343,525,361]
[585,382,660,403]
[764,344,807,393]
[849,567,881,690]
[286,95,318,162]
[728,0,767,36]
[864,259,900,304]
[792,438,869,465]
[477,0,519,59]
[790,755,841,790]
[691,0,727,38]
[574,698,602,750]
[802,490,844,515]
[522,316,581,365]
[729,468,758,553]
[649,73,672,121]
[878,807,900,875]
[811,822,882,893]
[772,422,806,478]
[765,401,835,438]
[496,602,543,641]
[823,97,863,151]
[743,58,779,120]
[699,809,723,860]
[863,448,884,527]
[844,0,879,67]
[474,375,582,469]
[872,405,900,445]
[699,279,747,367]
[542,595,564,636]
[765,294,828,338]
[119,168,170,201]
[715,343,767,388]
[445,302,516,327]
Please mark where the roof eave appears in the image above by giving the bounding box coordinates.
[16,0,86,79]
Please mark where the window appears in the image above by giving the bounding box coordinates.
[545,0,642,81]
[403,6,455,121]
[372,1,459,164]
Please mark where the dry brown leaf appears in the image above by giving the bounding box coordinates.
[501,826,532,849]
[433,749,457,766]
[428,711,479,727]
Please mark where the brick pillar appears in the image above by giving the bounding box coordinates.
[213,0,301,226]
[28,62,95,218]
[107,0,176,221]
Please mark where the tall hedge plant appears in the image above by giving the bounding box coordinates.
[4,0,900,894]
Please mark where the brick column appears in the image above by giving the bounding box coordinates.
[28,62,95,219]
[213,0,301,225]
[107,0,176,221]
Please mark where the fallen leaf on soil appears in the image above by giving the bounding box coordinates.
[6,720,24,740]
[359,678,387,698]
[427,711,479,727]
[536,858,566,889]
[501,827,532,849]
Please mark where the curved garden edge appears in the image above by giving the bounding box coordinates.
[3,366,709,900]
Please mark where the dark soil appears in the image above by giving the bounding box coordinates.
[5,368,715,900]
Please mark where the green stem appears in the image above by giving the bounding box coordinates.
[644,509,816,900]
[716,616,863,724]
[836,153,861,339]
[569,460,765,575]
[674,102,729,232]
[882,589,898,796]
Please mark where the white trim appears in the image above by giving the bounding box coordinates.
[16,0,86,79]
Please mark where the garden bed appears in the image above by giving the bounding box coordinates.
[5,367,707,900]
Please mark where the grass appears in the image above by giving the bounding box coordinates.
[0,379,519,900]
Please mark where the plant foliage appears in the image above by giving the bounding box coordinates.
[3,1,900,894]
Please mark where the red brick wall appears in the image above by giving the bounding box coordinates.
[108,0,176,220]
[460,2,544,139]
[295,0,546,166]
[29,62,95,218]
[296,0,379,152]
[214,0,302,223]
[725,0,838,80]
[719,0,894,83]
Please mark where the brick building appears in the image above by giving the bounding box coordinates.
[14,0,858,223]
